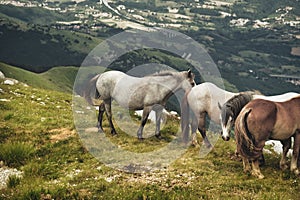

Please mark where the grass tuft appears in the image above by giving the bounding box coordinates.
[7,175,21,188]
[0,142,35,168]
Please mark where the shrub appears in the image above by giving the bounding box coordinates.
[0,142,35,168]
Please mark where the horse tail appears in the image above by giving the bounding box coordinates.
[181,91,190,143]
[235,108,262,160]
[84,74,101,106]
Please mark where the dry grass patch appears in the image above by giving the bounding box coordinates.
[49,128,76,143]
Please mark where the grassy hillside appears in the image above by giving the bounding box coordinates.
[0,4,75,25]
[0,62,113,95]
[0,62,78,93]
[0,15,102,72]
[40,66,79,93]
[0,73,299,199]
[1,5,299,94]
[1,1,299,93]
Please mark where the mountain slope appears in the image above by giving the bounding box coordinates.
[0,4,75,25]
[0,15,102,72]
[0,62,78,93]
[0,1,299,95]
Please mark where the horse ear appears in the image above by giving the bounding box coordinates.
[187,69,192,77]
[218,102,222,110]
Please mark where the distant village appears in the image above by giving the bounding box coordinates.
[1,0,299,85]
[1,0,300,32]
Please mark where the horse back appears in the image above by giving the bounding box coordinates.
[96,71,127,99]
[271,97,300,138]
[246,97,300,140]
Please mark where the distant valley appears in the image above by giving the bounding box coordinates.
[0,0,300,95]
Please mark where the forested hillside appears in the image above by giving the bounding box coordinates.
[0,0,299,93]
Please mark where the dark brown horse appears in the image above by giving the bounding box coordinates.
[235,96,300,179]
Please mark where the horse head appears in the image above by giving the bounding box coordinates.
[181,69,196,91]
[218,102,234,141]
[219,92,254,141]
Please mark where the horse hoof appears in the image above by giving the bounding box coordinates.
[138,137,144,141]
[204,143,213,150]
[191,142,197,147]
[155,134,162,139]
[111,131,117,136]
[280,164,288,171]
[252,172,264,179]
[98,129,104,133]
[258,174,265,179]
[293,169,300,176]
[191,139,198,146]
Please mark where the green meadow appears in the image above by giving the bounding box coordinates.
[0,71,299,199]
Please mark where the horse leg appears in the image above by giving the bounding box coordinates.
[258,154,265,166]
[137,106,151,140]
[198,112,212,148]
[104,99,117,135]
[251,159,264,179]
[97,102,105,133]
[154,106,163,139]
[242,157,251,173]
[191,114,198,146]
[291,132,300,175]
[279,138,291,170]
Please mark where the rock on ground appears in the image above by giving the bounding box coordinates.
[0,166,23,189]
[0,71,5,80]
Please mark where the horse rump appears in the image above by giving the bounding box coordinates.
[84,74,101,106]
[235,108,263,161]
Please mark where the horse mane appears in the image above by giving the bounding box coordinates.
[235,108,263,161]
[149,70,177,77]
[224,92,254,120]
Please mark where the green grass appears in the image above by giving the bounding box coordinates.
[0,76,299,199]
[7,175,21,189]
[0,142,35,168]
[40,66,79,92]
[0,4,75,25]
[0,62,109,94]
[0,62,78,93]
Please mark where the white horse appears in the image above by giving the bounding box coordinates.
[84,70,195,140]
[181,82,239,148]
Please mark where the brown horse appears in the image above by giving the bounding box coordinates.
[235,96,300,179]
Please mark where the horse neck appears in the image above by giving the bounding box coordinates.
[229,94,253,119]
[149,74,184,92]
